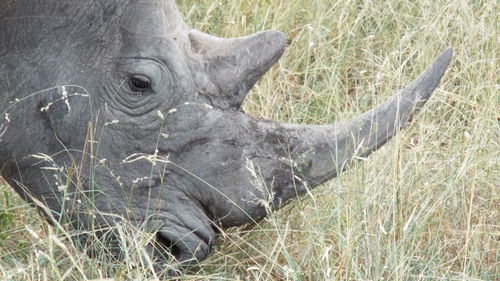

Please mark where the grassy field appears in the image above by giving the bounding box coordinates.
[1,0,498,280]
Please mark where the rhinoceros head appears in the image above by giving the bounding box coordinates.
[0,0,451,267]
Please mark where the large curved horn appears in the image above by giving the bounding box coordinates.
[203,48,453,225]
[279,48,453,189]
[189,30,286,108]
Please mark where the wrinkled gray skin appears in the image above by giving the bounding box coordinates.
[0,0,452,269]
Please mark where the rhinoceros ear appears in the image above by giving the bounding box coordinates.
[189,30,286,109]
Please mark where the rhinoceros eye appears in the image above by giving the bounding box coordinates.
[129,75,151,93]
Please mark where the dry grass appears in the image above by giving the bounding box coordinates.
[0,0,498,280]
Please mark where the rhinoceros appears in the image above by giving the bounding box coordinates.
[0,0,452,269]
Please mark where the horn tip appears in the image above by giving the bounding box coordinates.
[262,30,287,56]
[439,47,453,66]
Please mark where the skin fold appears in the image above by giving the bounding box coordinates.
[0,0,452,271]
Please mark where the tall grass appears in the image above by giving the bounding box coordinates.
[1,0,498,280]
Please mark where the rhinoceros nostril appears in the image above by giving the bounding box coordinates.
[155,228,212,266]
[155,231,182,261]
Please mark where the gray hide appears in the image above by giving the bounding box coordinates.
[0,0,452,268]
